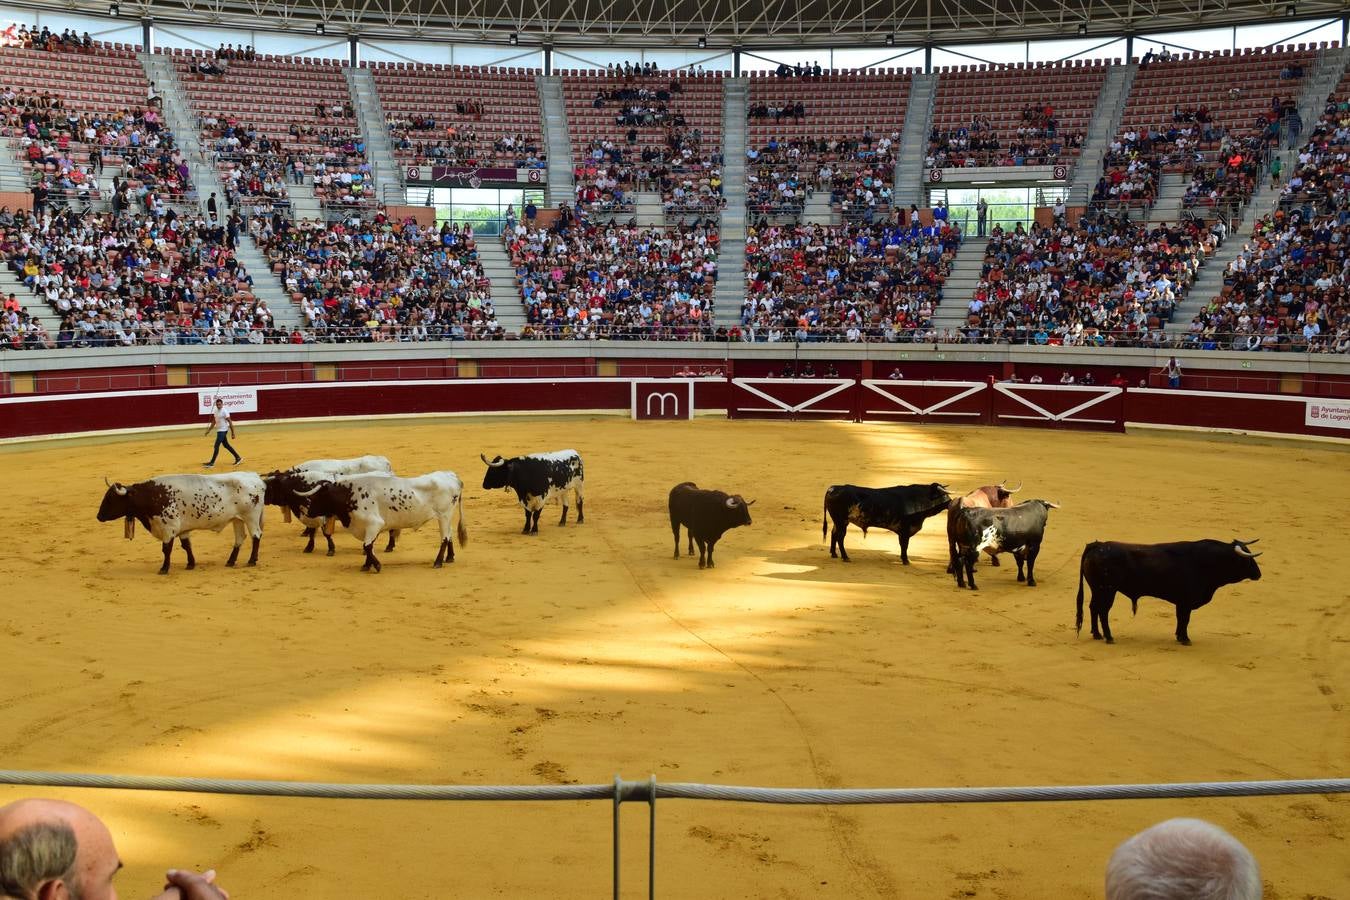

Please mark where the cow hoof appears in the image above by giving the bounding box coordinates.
[225,560,236,568]
[326,549,335,557]
[247,560,257,567]
[839,556,850,563]
[901,559,911,566]
[303,546,314,554]
[1026,579,1036,587]
[990,558,1001,567]
[185,562,196,571]
[1178,638,1191,646]
[1104,637,1115,645]
[434,561,443,569]
[157,568,169,576]
[1091,633,1103,641]
[1016,574,1025,582]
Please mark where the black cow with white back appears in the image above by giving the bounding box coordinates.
[1076,539,1263,645]
[481,450,585,534]
[822,482,952,565]
[950,499,1059,590]
[668,482,754,569]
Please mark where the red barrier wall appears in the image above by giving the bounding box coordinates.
[2,378,1345,444]
[0,379,633,440]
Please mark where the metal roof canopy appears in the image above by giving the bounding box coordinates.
[17,0,1350,50]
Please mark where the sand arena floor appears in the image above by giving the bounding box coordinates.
[0,416,1347,899]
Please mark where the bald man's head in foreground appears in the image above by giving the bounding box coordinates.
[0,798,121,900]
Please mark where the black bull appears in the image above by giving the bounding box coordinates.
[1076,539,1263,645]
[822,482,952,564]
[668,482,753,569]
[950,500,1058,590]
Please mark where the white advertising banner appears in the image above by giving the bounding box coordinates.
[1305,399,1350,430]
[197,387,258,415]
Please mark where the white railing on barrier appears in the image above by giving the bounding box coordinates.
[0,770,1346,899]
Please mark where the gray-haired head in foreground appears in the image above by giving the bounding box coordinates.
[0,820,79,899]
[1106,817,1261,900]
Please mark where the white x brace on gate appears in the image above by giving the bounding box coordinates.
[730,377,856,417]
[992,383,1124,425]
[859,379,987,420]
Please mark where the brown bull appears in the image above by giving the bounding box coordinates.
[945,480,1021,573]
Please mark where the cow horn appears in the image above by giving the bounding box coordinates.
[114,483,128,496]
[1234,545,1262,558]
[725,497,739,509]
[293,485,322,497]
[1044,500,1061,509]
[1236,538,1260,546]
[746,499,756,506]
[481,453,505,467]
[1001,480,1023,493]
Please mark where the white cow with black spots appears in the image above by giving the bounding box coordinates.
[298,471,468,572]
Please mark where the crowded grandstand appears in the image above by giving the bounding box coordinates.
[2,18,1348,353]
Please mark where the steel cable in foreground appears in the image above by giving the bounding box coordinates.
[1,770,1346,899]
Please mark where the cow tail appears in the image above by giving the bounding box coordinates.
[456,490,469,547]
[822,494,828,543]
[1075,547,1087,636]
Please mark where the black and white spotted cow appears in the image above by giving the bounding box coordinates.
[263,455,394,555]
[480,450,585,534]
[298,471,468,573]
[97,473,265,574]
[950,499,1060,590]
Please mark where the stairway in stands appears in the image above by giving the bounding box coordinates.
[538,76,576,208]
[346,66,404,205]
[476,239,528,334]
[713,77,748,330]
[929,239,986,336]
[141,53,299,330]
[801,191,837,224]
[140,52,223,216]
[1145,172,1187,224]
[893,73,935,210]
[1066,63,1135,206]
[0,130,27,193]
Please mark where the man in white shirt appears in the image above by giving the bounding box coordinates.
[203,398,242,467]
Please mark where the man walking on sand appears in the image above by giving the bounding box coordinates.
[203,397,242,468]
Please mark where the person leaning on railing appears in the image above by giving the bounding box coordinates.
[0,798,230,900]
[1105,818,1260,900]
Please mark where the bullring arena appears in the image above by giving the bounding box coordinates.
[1,389,1348,897]
[3,0,1350,891]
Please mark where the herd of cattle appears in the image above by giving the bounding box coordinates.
[96,454,1263,645]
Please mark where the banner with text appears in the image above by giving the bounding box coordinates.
[407,166,546,186]
[198,387,258,415]
[1305,399,1350,430]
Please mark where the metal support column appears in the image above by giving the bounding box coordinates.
[349,35,359,67]
[141,18,152,53]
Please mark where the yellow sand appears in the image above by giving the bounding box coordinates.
[0,418,1346,899]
